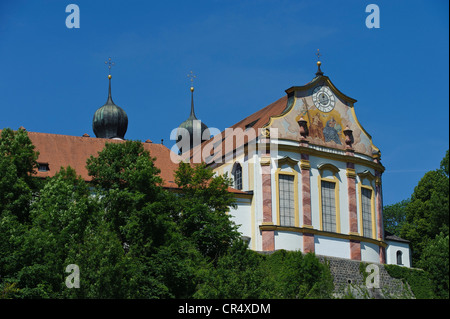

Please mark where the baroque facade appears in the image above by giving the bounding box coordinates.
[185,61,411,267]
[7,59,411,268]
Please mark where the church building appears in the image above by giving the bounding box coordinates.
[183,59,411,267]
[6,57,411,268]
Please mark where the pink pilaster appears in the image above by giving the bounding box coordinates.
[300,154,312,227]
[262,230,275,251]
[350,240,361,260]
[347,162,358,234]
[260,137,274,251]
[375,170,386,263]
[347,160,360,260]
[303,233,315,253]
[300,153,314,253]
[261,165,272,223]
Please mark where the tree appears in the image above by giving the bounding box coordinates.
[258,250,334,299]
[174,162,240,261]
[400,150,449,264]
[195,245,335,299]
[86,140,172,255]
[419,232,449,299]
[85,140,206,298]
[0,128,39,223]
[86,140,162,196]
[0,128,38,182]
[383,199,409,236]
[0,128,39,285]
[12,167,102,298]
[194,239,264,299]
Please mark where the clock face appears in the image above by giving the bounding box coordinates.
[312,86,335,112]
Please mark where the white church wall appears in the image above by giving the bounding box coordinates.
[274,231,303,251]
[229,198,252,240]
[314,235,350,259]
[360,242,380,264]
[386,240,411,268]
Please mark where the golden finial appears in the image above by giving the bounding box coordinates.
[316,49,321,66]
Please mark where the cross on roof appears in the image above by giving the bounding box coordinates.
[316,49,321,61]
[105,57,115,75]
[187,70,196,87]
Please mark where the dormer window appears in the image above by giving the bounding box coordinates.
[38,163,49,172]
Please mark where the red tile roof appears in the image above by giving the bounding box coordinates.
[26,132,180,189]
[187,95,287,163]
[8,131,248,195]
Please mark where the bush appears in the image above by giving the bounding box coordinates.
[384,264,435,299]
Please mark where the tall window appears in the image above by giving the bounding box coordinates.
[279,174,295,226]
[361,187,373,238]
[233,163,242,190]
[321,181,336,232]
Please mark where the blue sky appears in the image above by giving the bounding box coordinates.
[0,0,448,205]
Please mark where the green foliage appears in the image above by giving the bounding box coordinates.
[259,250,334,299]
[418,233,449,299]
[86,141,172,255]
[175,162,240,261]
[440,150,449,177]
[0,127,38,181]
[86,140,162,196]
[0,128,40,281]
[1,138,230,299]
[0,132,335,299]
[195,246,334,299]
[383,199,409,236]
[0,282,19,299]
[384,150,449,298]
[0,128,38,223]
[13,168,101,298]
[384,264,435,299]
[195,240,264,299]
[400,151,449,265]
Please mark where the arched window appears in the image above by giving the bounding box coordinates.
[361,187,373,238]
[233,163,242,190]
[318,163,341,233]
[396,250,403,265]
[357,171,377,239]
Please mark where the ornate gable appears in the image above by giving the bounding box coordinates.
[263,71,379,158]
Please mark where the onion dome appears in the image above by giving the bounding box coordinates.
[93,74,128,139]
[176,86,210,153]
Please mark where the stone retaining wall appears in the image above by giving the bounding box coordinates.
[316,254,414,299]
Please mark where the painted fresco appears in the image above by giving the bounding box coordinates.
[268,83,375,157]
